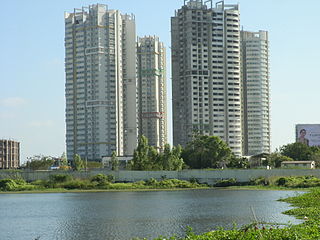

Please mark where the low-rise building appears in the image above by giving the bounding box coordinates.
[281,161,315,169]
[0,139,20,169]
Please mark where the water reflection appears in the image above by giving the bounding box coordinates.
[0,189,302,240]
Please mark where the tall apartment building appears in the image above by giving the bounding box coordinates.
[241,30,270,155]
[0,140,20,169]
[172,0,242,155]
[64,4,138,162]
[137,36,167,150]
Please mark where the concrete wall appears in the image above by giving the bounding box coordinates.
[1,169,320,184]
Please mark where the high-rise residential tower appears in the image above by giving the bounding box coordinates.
[171,0,242,155]
[64,4,138,162]
[241,30,270,155]
[0,139,20,169]
[137,36,167,150]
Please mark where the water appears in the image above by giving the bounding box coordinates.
[0,189,302,240]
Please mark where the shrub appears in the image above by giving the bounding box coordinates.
[90,174,114,186]
[277,177,287,186]
[145,178,158,186]
[189,177,200,184]
[214,178,237,187]
[49,174,73,183]
[250,177,270,186]
[0,178,35,191]
[62,179,92,189]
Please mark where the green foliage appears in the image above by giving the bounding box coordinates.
[74,154,84,171]
[60,152,68,166]
[250,177,270,186]
[267,152,293,168]
[131,136,155,170]
[90,174,115,186]
[61,179,93,189]
[214,178,237,187]
[26,158,54,170]
[0,178,35,191]
[131,136,184,171]
[110,151,119,171]
[182,135,233,169]
[49,174,73,183]
[280,142,313,161]
[158,144,184,170]
[227,157,249,169]
[275,176,320,188]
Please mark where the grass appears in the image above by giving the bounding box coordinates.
[0,175,209,194]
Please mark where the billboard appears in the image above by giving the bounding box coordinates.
[296,124,320,147]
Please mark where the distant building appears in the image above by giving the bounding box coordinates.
[137,36,168,150]
[241,30,270,155]
[64,4,138,161]
[281,161,315,169]
[171,0,242,156]
[0,140,20,169]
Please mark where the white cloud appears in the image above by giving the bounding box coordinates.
[0,97,27,107]
[28,120,55,128]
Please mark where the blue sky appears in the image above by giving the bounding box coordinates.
[1,0,319,162]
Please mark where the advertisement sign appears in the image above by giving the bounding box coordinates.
[296,124,320,147]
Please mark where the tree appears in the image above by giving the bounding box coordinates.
[130,136,184,171]
[159,144,184,170]
[74,154,84,171]
[26,157,54,170]
[110,151,119,171]
[310,146,320,168]
[280,142,312,161]
[60,152,68,166]
[227,156,249,169]
[182,135,233,169]
[267,152,293,168]
[131,136,154,170]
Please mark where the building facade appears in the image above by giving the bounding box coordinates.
[0,140,20,169]
[137,36,167,150]
[64,4,138,162]
[171,0,242,155]
[241,30,270,155]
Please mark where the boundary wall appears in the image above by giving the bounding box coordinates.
[1,169,320,184]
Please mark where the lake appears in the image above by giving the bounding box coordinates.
[0,189,302,240]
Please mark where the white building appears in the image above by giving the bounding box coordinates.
[241,30,270,155]
[137,36,168,150]
[171,0,242,155]
[64,4,138,162]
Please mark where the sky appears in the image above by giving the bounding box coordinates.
[1,0,320,162]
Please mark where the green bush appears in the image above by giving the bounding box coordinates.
[49,174,73,183]
[214,178,237,187]
[250,177,270,186]
[145,178,158,186]
[0,178,35,191]
[90,174,114,186]
[62,179,93,189]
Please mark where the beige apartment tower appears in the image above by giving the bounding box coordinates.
[137,36,168,150]
[241,30,270,155]
[64,4,138,161]
[0,140,20,169]
[172,0,242,155]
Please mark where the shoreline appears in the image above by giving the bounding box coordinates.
[0,185,309,194]
[0,186,211,194]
